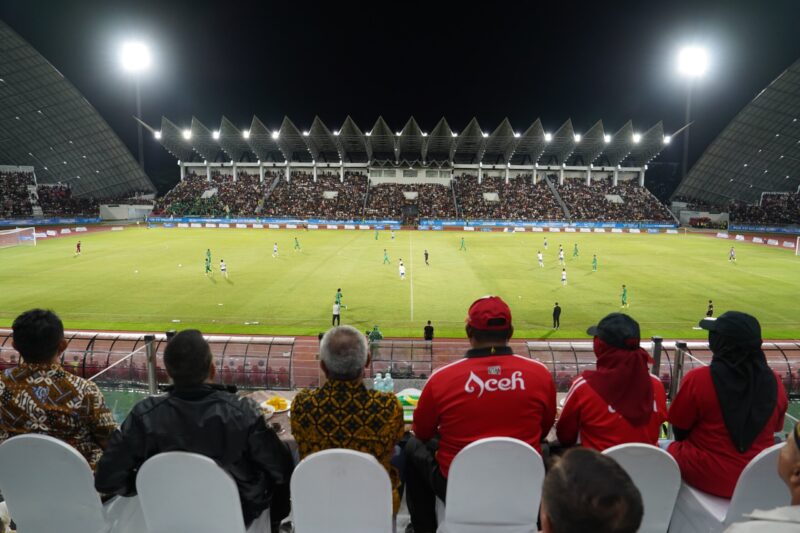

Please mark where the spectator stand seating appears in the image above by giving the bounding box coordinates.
[603,443,681,533]
[291,449,394,533]
[667,443,789,533]
[438,437,545,533]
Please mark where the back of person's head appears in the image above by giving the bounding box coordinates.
[320,325,368,381]
[465,295,513,345]
[12,309,65,363]
[542,448,643,533]
[164,329,212,386]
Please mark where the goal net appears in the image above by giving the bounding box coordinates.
[0,227,36,249]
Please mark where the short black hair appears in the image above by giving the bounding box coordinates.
[427,320,431,325]
[543,448,643,533]
[12,309,65,363]
[163,329,213,386]
[468,325,513,345]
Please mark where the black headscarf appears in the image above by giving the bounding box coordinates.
[709,330,777,453]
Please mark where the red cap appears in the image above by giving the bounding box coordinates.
[466,296,512,330]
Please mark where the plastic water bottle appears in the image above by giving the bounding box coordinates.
[384,372,394,393]
[373,372,383,392]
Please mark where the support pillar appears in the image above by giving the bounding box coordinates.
[558,167,565,185]
[505,166,510,183]
[179,162,185,181]
[340,162,344,183]
[586,167,592,186]
[232,162,237,182]
[206,164,211,182]
[259,163,264,183]
[478,166,483,183]
[639,168,646,187]
[286,162,291,182]
[313,164,318,183]
[613,168,619,186]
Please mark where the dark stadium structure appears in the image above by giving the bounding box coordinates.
[146,115,669,170]
[0,20,154,198]
[674,57,800,205]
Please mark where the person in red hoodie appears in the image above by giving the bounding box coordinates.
[556,313,667,451]
[668,311,787,498]
[404,295,556,533]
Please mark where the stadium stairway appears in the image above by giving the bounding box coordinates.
[544,175,571,219]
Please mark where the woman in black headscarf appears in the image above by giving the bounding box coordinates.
[667,311,788,498]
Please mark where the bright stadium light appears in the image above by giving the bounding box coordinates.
[333,130,340,136]
[677,46,709,78]
[514,132,521,138]
[119,40,152,169]
[120,41,151,73]
[395,132,401,136]
[482,132,489,138]
[242,130,250,139]
[604,134,612,143]
[451,132,458,137]
[365,131,372,136]
[182,129,191,140]
[271,131,279,140]
[212,130,220,140]
[544,132,553,142]
[302,131,310,136]
[573,133,582,143]
[632,133,642,143]
[153,130,161,140]
[663,135,671,144]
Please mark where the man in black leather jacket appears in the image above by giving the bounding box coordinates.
[95,330,293,529]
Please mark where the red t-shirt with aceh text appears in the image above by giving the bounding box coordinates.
[556,374,667,451]
[412,347,556,478]
[667,366,787,498]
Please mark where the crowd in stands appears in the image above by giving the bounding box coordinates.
[1,301,795,532]
[262,172,368,220]
[557,177,675,222]
[36,184,99,216]
[453,174,565,220]
[365,181,456,221]
[730,192,800,226]
[0,171,34,218]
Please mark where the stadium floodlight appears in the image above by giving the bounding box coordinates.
[395,132,401,136]
[182,129,192,140]
[632,133,642,143]
[119,40,152,169]
[154,131,162,140]
[574,134,582,143]
[212,130,220,140]
[452,132,458,137]
[422,132,428,137]
[663,135,671,144]
[242,130,250,139]
[120,41,151,73]
[514,132,521,138]
[302,131,310,136]
[482,132,489,138]
[365,131,372,136]
[604,134,612,143]
[677,46,709,78]
[333,130,340,136]
[271,131,279,140]
[544,132,553,142]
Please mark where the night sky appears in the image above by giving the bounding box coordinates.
[2,0,800,194]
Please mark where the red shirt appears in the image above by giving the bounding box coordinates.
[556,374,667,450]
[412,347,556,478]
[667,366,787,498]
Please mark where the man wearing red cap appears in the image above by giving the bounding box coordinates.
[404,296,556,532]
[556,313,667,451]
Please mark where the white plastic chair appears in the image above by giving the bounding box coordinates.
[438,437,545,533]
[291,448,394,533]
[604,443,681,533]
[0,434,109,533]
[136,451,269,533]
[668,443,789,533]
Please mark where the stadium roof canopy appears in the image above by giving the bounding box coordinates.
[148,114,669,169]
[0,20,155,198]
[674,57,800,205]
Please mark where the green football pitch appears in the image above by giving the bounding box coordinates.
[0,227,798,339]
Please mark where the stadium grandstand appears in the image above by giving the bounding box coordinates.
[672,57,800,230]
[145,115,677,223]
[0,19,154,220]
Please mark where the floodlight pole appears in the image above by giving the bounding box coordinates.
[135,77,145,170]
[681,80,693,181]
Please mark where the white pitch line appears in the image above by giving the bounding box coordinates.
[409,233,414,321]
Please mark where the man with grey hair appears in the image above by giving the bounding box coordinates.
[291,325,405,514]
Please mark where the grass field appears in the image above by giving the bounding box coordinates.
[0,227,798,339]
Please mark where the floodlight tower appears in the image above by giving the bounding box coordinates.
[120,41,152,169]
[676,45,709,180]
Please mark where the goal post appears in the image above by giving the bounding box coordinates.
[0,227,36,249]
